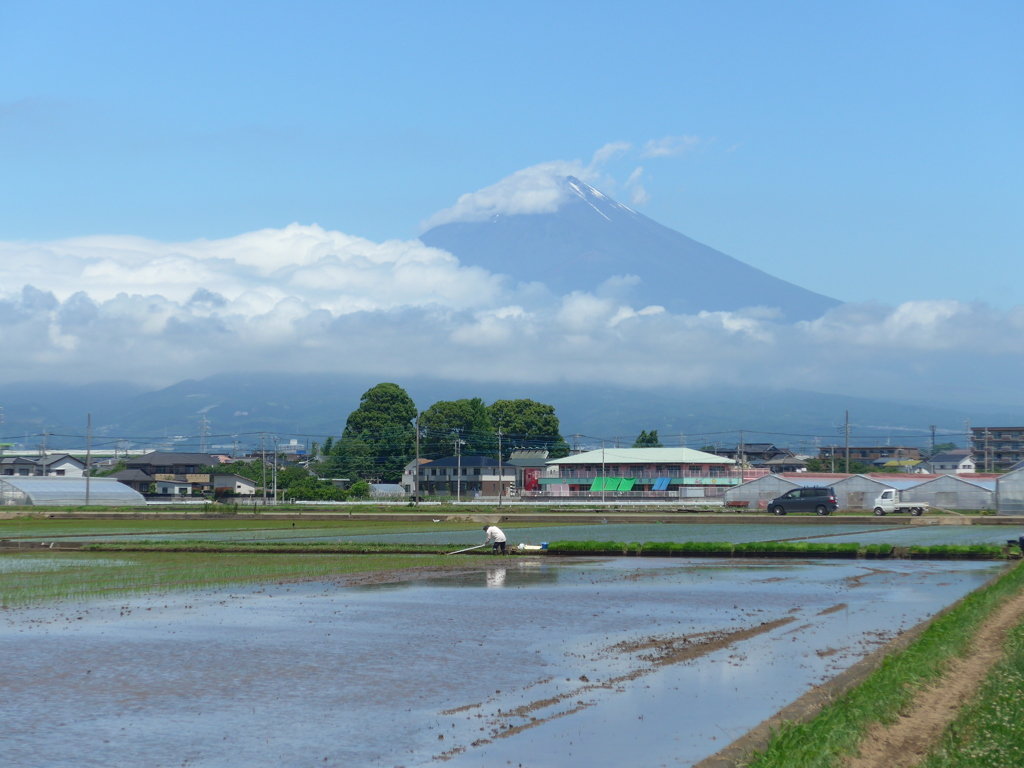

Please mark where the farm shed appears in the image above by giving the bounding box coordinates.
[0,476,146,506]
[831,475,897,509]
[997,468,1024,515]
[903,475,996,511]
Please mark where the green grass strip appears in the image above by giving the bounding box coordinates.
[744,561,1024,768]
[0,551,493,607]
[78,541,470,555]
[918,611,1024,767]
[542,541,1005,559]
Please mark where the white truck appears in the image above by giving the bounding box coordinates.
[872,488,928,516]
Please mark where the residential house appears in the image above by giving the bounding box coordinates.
[712,443,789,465]
[0,457,42,476]
[212,474,257,496]
[0,454,86,477]
[125,452,221,494]
[921,450,976,475]
[819,446,922,463]
[402,458,430,496]
[417,456,515,498]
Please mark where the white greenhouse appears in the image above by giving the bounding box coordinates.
[0,477,146,507]
[903,475,996,511]
[997,469,1024,515]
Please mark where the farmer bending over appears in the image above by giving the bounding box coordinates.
[483,524,506,555]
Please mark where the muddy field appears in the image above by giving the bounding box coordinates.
[0,557,1006,767]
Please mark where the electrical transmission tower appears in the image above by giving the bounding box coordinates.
[199,416,210,454]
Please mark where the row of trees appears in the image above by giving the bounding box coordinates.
[316,383,571,483]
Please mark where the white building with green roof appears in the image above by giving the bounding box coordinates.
[539,447,748,498]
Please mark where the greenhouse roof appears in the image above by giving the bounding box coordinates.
[0,477,146,506]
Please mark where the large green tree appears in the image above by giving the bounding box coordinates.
[325,383,417,482]
[632,429,663,448]
[488,399,570,458]
[419,397,496,458]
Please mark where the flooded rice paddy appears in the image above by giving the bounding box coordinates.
[0,555,1007,767]
[17,521,1024,548]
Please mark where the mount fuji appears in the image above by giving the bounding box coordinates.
[420,176,840,322]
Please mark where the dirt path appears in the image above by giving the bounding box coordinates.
[846,589,1024,768]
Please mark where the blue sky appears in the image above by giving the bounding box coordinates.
[1,1,1022,405]
[2,1,1019,305]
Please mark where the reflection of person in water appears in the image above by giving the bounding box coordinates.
[486,568,506,588]
[483,524,506,555]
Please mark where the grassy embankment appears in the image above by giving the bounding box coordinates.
[744,561,1024,768]
[545,540,1014,559]
[0,550,494,607]
[919,613,1024,768]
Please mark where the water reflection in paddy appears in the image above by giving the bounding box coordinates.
[1,557,1006,767]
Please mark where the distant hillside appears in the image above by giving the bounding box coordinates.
[1,374,1015,455]
[421,176,840,321]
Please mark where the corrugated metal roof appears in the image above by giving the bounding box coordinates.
[549,447,734,466]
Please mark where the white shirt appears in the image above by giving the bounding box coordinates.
[484,525,506,543]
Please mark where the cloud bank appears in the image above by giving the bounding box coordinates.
[2,223,1023,407]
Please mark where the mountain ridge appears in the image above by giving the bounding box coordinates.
[420,176,841,321]
[0,374,1007,454]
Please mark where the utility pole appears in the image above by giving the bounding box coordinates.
[844,410,850,474]
[414,412,420,507]
[930,425,937,456]
[497,428,503,509]
[85,413,92,506]
[0,405,4,455]
[601,442,606,505]
[261,432,267,505]
[739,430,745,468]
[985,428,991,473]
[454,431,464,502]
[272,436,279,505]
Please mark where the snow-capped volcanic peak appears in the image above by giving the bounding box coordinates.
[419,170,841,322]
[565,176,637,220]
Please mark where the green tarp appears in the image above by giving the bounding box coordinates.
[589,477,632,491]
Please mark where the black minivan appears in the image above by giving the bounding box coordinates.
[767,486,838,516]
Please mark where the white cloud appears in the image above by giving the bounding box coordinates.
[641,135,701,158]
[3,210,1024,408]
[0,223,504,314]
[421,161,592,229]
[623,166,650,206]
[591,141,632,166]
[421,142,638,229]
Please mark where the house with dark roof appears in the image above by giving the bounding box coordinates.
[120,452,223,495]
[0,454,86,477]
[417,455,515,498]
[921,450,975,475]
